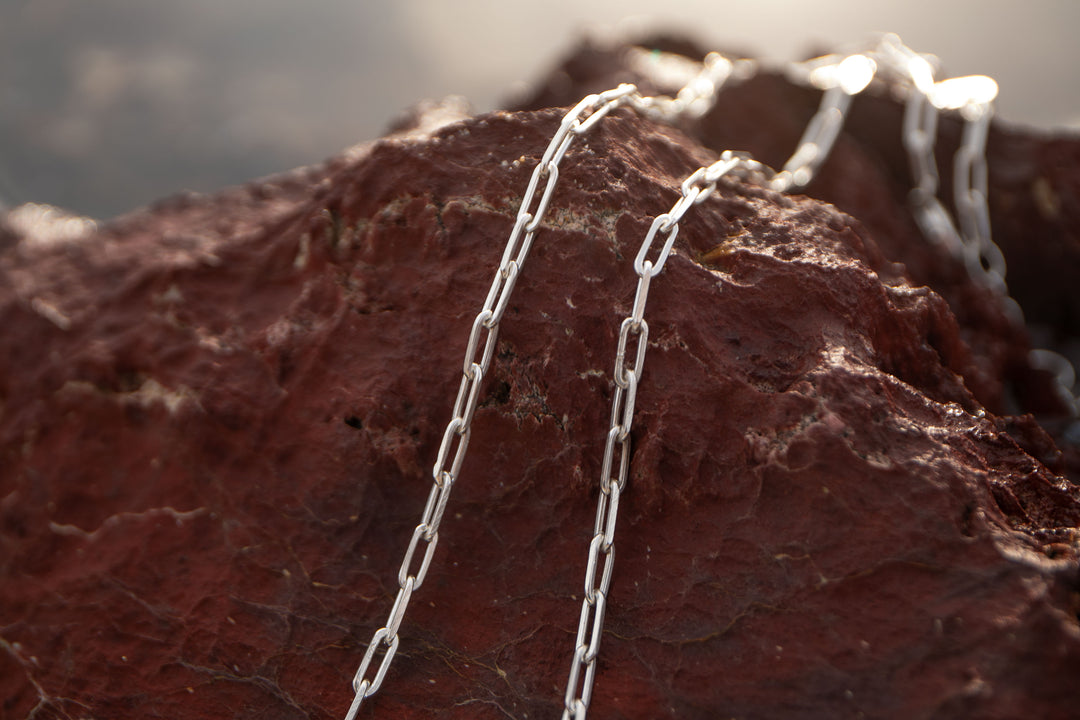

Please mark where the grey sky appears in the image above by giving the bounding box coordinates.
[1,0,1077,219]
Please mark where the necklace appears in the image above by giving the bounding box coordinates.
[342,34,1078,719]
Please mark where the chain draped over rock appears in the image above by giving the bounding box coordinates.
[344,83,640,720]
[343,33,1079,720]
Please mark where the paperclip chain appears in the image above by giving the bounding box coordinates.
[871,36,1077,410]
[344,44,759,717]
[772,53,877,192]
[559,40,1076,719]
[898,50,969,265]
[344,35,1076,720]
[629,51,757,123]
[777,36,1076,410]
[559,151,765,720]
[868,36,1009,295]
[343,83,638,720]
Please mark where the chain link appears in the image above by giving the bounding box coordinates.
[343,82,640,720]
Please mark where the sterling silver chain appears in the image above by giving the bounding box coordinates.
[343,34,1079,719]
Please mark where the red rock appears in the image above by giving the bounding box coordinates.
[2,38,1080,720]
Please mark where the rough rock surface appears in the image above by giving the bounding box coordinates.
[3,39,1080,720]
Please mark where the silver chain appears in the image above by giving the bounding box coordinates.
[772,52,876,192]
[776,34,1076,413]
[343,45,757,719]
[873,35,1009,295]
[559,151,769,719]
[628,51,757,122]
[343,36,1077,719]
[342,82,639,720]
[871,34,1077,412]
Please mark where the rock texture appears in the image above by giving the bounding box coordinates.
[3,37,1080,720]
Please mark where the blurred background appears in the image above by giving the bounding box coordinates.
[2,0,1078,220]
